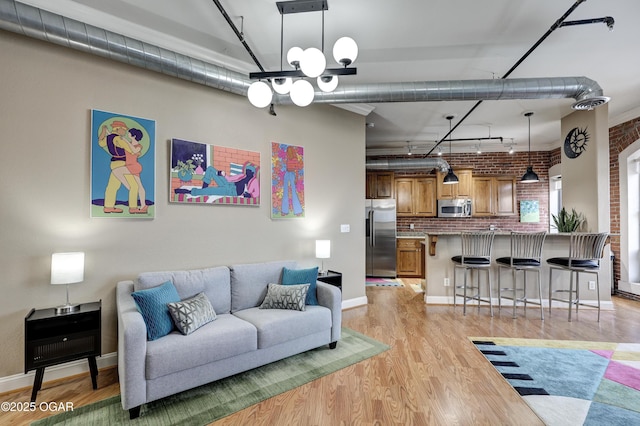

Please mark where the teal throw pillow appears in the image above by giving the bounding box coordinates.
[132,280,181,341]
[260,283,310,311]
[281,266,319,305]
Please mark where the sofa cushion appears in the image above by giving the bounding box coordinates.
[281,266,319,305]
[233,305,331,349]
[145,313,257,380]
[131,281,181,341]
[260,283,309,311]
[230,260,296,312]
[137,266,231,314]
[168,292,217,335]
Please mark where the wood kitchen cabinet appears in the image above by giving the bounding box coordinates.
[395,176,436,217]
[397,238,424,277]
[366,172,394,199]
[436,168,472,199]
[472,176,516,216]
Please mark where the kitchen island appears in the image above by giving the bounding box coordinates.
[422,231,614,310]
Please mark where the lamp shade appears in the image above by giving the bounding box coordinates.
[272,77,292,95]
[442,168,459,185]
[315,240,331,259]
[333,36,358,67]
[521,166,540,183]
[287,46,304,68]
[51,252,84,285]
[247,81,273,108]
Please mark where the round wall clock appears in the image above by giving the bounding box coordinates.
[564,126,590,159]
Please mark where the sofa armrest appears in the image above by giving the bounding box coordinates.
[116,280,148,411]
[316,281,342,343]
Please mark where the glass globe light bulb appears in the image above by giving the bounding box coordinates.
[300,47,326,78]
[317,75,338,92]
[287,46,303,69]
[247,81,272,108]
[289,79,314,107]
[333,36,358,67]
[272,77,292,95]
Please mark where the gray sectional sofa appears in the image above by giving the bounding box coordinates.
[116,260,342,419]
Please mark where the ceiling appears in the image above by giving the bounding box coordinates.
[21,0,640,155]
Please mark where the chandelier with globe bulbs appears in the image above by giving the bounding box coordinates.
[247,0,358,108]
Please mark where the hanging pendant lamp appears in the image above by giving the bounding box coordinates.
[443,115,459,184]
[521,112,540,183]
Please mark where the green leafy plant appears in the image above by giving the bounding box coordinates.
[174,159,195,173]
[551,207,585,232]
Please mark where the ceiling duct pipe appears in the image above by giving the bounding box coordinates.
[366,158,449,172]
[0,0,609,110]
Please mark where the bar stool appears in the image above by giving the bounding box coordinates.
[452,231,495,316]
[547,232,608,322]
[496,231,547,319]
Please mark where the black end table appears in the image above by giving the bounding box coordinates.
[318,270,342,291]
[25,301,101,402]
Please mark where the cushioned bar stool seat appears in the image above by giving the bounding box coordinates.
[496,231,547,319]
[452,231,495,316]
[547,232,608,322]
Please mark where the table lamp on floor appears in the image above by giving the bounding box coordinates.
[316,240,331,275]
[51,252,84,314]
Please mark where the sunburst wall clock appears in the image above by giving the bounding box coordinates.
[564,126,590,159]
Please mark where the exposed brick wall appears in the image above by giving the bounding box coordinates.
[378,151,550,232]
[549,147,561,167]
[608,116,640,295]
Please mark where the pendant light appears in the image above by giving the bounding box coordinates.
[443,115,459,185]
[521,112,540,183]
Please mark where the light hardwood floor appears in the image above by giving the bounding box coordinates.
[3,283,639,425]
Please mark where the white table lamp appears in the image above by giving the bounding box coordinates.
[315,240,331,275]
[51,252,84,314]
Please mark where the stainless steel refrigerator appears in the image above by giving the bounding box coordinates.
[366,199,397,277]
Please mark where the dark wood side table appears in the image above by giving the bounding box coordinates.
[25,301,101,402]
[317,270,342,291]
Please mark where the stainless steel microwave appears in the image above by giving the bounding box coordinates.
[438,199,472,218]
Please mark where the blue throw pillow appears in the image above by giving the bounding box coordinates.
[281,266,319,305]
[132,280,181,341]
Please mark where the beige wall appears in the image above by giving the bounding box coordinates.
[0,31,366,377]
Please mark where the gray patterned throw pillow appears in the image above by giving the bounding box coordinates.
[167,292,217,335]
[259,283,310,311]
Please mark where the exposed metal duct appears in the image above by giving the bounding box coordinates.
[0,0,609,110]
[366,158,449,172]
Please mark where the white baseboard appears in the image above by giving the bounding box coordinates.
[0,352,118,395]
[342,296,368,310]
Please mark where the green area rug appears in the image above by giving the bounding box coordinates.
[33,328,388,426]
[471,337,640,426]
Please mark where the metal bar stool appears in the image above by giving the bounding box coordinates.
[452,231,495,316]
[547,232,608,321]
[496,231,547,319]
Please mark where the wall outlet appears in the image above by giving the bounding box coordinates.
[444,278,450,287]
[410,223,414,230]
[340,224,350,233]
[588,281,596,290]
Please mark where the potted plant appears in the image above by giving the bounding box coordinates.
[551,207,585,232]
[174,159,195,182]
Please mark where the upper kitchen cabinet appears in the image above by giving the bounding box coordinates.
[366,171,394,199]
[472,176,516,216]
[395,176,436,217]
[436,168,472,199]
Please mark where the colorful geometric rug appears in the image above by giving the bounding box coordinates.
[365,278,403,287]
[471,337,640,425]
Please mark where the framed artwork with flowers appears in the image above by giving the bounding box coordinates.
[170,138,260,206]
[271,142,305,218]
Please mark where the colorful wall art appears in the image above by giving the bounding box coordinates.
[170,138,260,206]
[90,109,156,218]
[520,200,540,223]
[271,142,305,218]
